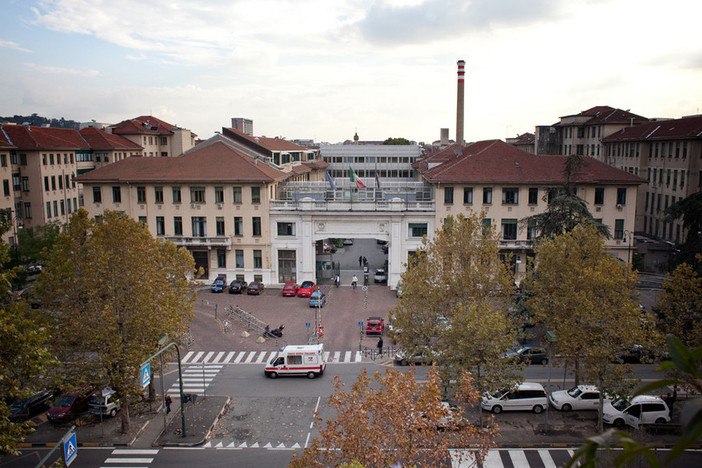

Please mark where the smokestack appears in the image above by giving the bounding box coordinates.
[456,60,465,146]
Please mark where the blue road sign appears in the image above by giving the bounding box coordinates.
[306,322,310,327]
[362,285,368,291]
[140,363,151,388]
[64,431,77,466]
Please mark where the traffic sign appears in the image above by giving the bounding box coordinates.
[64,431,77,466]
[362,286,368,291]
[140,363,151,388]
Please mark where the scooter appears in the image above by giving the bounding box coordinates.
[264,324,285,338]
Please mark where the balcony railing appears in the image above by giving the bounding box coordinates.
[269,199,434,212]
[161,236,232,249]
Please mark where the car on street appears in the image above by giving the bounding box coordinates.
[10,389,55,422]
[211,277,226,293]
[602,395,670,428]
[297,281,316,297]
[246,281,264,295]
[505,345,549,365]
[89,388,121,418]
[549,385,604,411]
[47,387,96,423]
[282,282,298,297]
[612,344,660,364]
[228,279,247,294]
[365,316,385,335]
[374,268,387,283]
[481,382,549,414]
[343,239,354,245]
[309,291,326,307]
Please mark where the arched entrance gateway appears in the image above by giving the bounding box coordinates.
[269,182,435,290]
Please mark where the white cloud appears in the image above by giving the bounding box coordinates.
[23,62,101,76]
[0,40,32,53]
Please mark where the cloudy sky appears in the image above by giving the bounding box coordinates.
[1,0,700,144]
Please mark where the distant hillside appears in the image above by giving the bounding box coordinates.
[0,113,80,129]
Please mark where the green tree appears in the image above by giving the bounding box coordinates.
[16,222,60,265]
[521,155,610,239]
[666,192,702,273]
[34,210,197,434]
[289,367,494,468]
[0,215,53,455]
[392,213,519,397]
[382,137,411,145]
[656,262,702,348]
[522,223,645,431]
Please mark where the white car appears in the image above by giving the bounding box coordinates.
[374,269,387,283]
[549,385,604,411]
[481,382,549,414]
[603,395,670,428]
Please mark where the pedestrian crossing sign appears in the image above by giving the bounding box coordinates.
[140,363,151,388]
[64,431,77,466]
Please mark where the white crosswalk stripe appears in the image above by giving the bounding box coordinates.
[167,364,223,397]
[101,448,159,467]
[174,350,366,365]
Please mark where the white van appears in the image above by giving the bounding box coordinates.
[264,344,326,379]
[481,382,549,414]
[603,395,670,428]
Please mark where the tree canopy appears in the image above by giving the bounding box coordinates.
[666,192,702,273]
[656,261,702,348]
[392,213,520,395]
[522,223,645,430]
[34,210,197,433]
[0,215,53,455]
[290,367,494,468]
[382,137,411,145]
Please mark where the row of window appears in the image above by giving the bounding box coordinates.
[41,153,75,166]
[213,248,263,269]
[563,125,602,140]
[642,216,681,244]
[144,216,263,237]
[94,185,262,205]
[43,174,77,191]
[325,156,417,164]
[444,187,628,206]
[326,169,414,179]
[644,192,684,216]
[143,136,169,146]
[46,198,78,219]
[647,167,686,190]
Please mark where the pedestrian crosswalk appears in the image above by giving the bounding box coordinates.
[101,448,159,467]
[166,363,223,397]
[178,350,364,365]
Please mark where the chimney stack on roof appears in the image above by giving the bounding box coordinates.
[456,60,465,146]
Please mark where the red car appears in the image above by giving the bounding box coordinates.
[282,282,298,297]
[297,281,316,298]
[365,317,385,335]
[47,387,96,423]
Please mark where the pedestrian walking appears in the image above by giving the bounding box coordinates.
[335,274,340,287]
[359,255,363,267]
[165,395,172,414]
[352,275,358,289]
[377,336,384,354]
[363,256,367,266]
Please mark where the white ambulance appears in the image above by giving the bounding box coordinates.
[264,344,326,379]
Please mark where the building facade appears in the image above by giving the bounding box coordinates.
[109,115,196,157]
[320,144,422,185]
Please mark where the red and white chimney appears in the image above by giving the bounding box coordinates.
[456,60,465,146]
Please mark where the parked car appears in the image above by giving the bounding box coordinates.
[505,345,549,365]
[309,291,326,307]
[394,349,435,366]
[211,277,226,293]
[343,239,354,245]
[10,389,54,422]
[282,282,299,297]
[612,344,658,364]
[603,395,670,428]
[481,382,549,414]
[89,388,121,418]
[297,281,316,298]
[247,281,264,295]
[549,385,604,411]
[228,279,248,294]
[374,269,387,283]
[365,316,385,335]
[47,387,96,422]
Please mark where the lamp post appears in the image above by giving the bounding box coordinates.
[544,330,558,433]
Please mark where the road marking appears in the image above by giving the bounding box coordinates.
[355,351,362,362]
[508,449,529,467]
[224,351,236,363]
[202,351,215,363]
[183,351,194,362]
[212,351,225,363]
[539,449,558,468]
[192,351,204,362]
[234,351,245,363]
[333,351,341,362]
[344,351,351,362]
[244,351,256,363]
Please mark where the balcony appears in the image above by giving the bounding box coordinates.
[499,239,534,250]
[161,236,232,249]
[270,199,434,212]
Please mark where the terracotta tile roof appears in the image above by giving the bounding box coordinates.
[76,141,288,183]
[110,115,182,136]
[79,127,143,150]
[421,139,644,185]
[512,133,535,144]
[0,124,90,150]
[223,127,312,152]
[602,115,702,142]
[0,128,15,148]
[413,144,464,172]
[560,106,649,126]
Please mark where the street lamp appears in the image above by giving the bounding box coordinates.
[544,330,558,433]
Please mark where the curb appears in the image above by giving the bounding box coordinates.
[156,397,231,447]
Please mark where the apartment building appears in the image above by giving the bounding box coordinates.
[320,144,422,183]
[230,118,253,136]
[602,115,702,245]
[219,127,319,168]
[77,134,328,283]
[535,106,649,160]
[109,115,196,157]
[416,140,643,282]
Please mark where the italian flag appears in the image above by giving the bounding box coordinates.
[350,167,366,188]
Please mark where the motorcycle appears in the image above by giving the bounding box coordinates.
[264,324,285,338]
